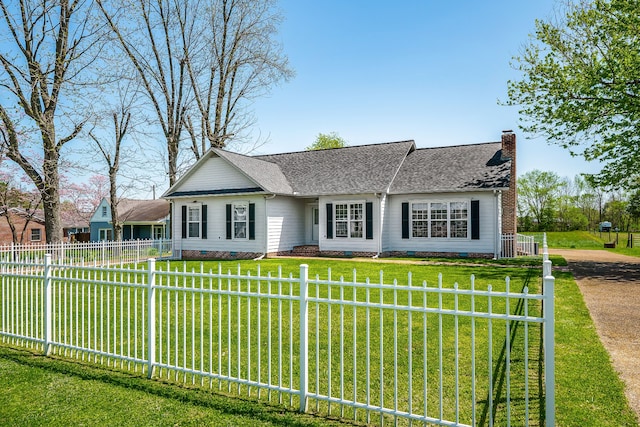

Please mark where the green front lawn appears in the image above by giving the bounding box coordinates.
[0,258,637,426]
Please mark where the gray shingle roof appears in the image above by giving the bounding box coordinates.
[166,139,511,198]
[255,141,416,195]
[116,199,169,222]
[388,142,510,194]
[213,149,293,194]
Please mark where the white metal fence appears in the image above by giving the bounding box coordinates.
[501,234,537,258]
[0,239,173,265]
[0,255,555,426]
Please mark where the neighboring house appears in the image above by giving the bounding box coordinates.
[90,198,170,241]
[62,210,91,242]
[163,131,517,259]
[0,207,46,245]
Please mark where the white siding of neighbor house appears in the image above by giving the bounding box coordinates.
[383,192,499,255]
[174,155,256,193]
[173,195,265,253]
[266,197,306,253]
[318,194,380,253]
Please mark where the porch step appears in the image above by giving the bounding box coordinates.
[290,245,320,257]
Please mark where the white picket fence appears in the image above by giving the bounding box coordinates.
[0,239,174,266]
[0,253,555,426]
[501,234,537,258]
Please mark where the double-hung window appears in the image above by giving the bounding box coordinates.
[335,202,364,238]
[187,205,200,238]
[31,229,42,242]
[411,200,469,239]
[233,203,248,239]
[411,203,429,237]
[449,201,469,238]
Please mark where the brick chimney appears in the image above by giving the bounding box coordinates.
[501,130,517,235]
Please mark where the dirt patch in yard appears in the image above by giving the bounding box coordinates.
[550,249,640,423]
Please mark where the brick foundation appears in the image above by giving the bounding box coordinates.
[181,250,263,260]
[319,250,378,258]
[381,251,494,259]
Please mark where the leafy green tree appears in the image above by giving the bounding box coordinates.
[306,132,348,151]
[507,0,640,190]
[604,198,630,231]
[626,190,640,229]
[518,170,562,231]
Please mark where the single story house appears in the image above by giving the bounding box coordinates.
[90,198,170,241]
[163,131,517,259]
[0,207,46,245]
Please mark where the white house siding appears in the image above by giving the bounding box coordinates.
[173,156,256,193]
[383,192,499,256]
[266,197,306,254]
[173,195,266,255]
[318,194,380,254]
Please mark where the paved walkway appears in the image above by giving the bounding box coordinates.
[550,249,640,422]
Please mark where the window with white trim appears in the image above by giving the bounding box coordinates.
[187,205,200,238]
[233,203,248,239]
[102,206,108,217]
[31,228,42,241]
[99,228,112,241]
[335,202,364,238]
[411,200,469,239]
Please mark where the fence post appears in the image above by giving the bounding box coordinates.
[543,269,555,427]
[147,258,156,378]
[299,264,309,412]
[43,254,52,355]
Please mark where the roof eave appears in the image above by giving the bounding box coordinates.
[388,186,510,195]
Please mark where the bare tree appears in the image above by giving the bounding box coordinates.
[0,0,102,243]
[97,0,293,184]
[96,0,192,186]
[183,0,294,159]
[89,108,130,241]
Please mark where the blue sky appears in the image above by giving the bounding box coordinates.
[250,0,601,179]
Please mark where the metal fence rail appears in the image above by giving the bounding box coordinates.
[0,255,555,426]
[0,239,174,266]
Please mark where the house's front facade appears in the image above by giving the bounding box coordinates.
[163,131,517,259]
[0,207,46,245]
[90,198,170,241]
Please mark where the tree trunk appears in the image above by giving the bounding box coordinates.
[109,171,121,242]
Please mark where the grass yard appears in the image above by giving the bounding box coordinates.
[523,230,640,257]
[1,258,637,426]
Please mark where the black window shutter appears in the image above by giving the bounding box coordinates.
[249,203,255,240]
[201,205,207,239]
[401,202,409,239]
[366,202,373,240]
[471,200,480,240]
[226,204,232,239]
[326,203,333,239]
[181,205,187,238]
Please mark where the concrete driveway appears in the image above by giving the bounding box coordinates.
[550,249,640,422]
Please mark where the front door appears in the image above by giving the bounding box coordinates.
[311,206,319,243]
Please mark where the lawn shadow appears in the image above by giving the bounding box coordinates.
[477,267,545,426]
[0,345,353,427]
